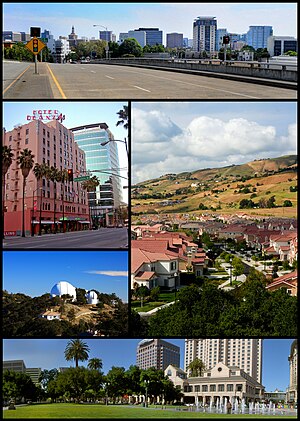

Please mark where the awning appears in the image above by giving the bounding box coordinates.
[78,221,91,224]
[59,216,86,221]
[33,220,61,224]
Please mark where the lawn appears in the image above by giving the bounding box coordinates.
[131,292,176,313]
[3,403,297,419]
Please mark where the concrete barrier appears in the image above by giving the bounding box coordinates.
[92,58,297,87]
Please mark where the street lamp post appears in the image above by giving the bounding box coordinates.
[101,138,129,159]
[93,24,110,59]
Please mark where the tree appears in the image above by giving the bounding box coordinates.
[17,148,35,237]
[116,105,128,130]
[267,195,276,208]
[239,198,255,209]
[64,339,90,367]
[82,176,100,227]
[119,38,143,57]
[2,145,14,238]
[3,370,38,403]
[106,366,127,403]
[87,358,103,372]
[38,369,59,391]
[188,358,206,377]
[135,285,150,307]
[149,286,160,301]
[283,200,293,207]
[232,257,244,280]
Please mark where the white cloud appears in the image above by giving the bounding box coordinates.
[132,110,297,184]
[85,271,128,277]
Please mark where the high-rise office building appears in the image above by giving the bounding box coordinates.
[137,339,180,371]
[71,123,123,227]
[3,360,41,385]
[184,339,262,383]
[134,28,163,46]
[215,28,227,51]
[193,16,217,53]
[246,26,273,49]
[267,36,297,56]
[166,33,184,48]
[128,30,146,47]
[99,31,113,42]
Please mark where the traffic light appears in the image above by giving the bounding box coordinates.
[32,38,39,53]
[67,169,73,182]
[30,27,41,38]
[223,35,230,45]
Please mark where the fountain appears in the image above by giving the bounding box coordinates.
[209,398,212,412]
[241,397,245,414]
[234,398,239,413]
[224,397,228,414]
[255,401,260,413]
[249,401,254,413]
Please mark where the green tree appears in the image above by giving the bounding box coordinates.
[106,366,127,403]
[87,358,103,371]
[82,175,100,227]
[38,369,59,391]
[64,339,90,367]
[17,148,35,237]
[33,163,49,235]
[283,200,293,207]
[2,145,14,238]
[149,285,160,301]
[232,257,244,280]
[187,357,206,377]
[136,285,150,307]
[119,38,143,57]
[116,105,128,130]
[3,370,37,403]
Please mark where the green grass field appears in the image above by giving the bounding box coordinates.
[3,403,297,419]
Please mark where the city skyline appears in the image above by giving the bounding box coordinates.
[3,3,297,42]
[3,338,294,392]
[3,102,128,202]
[132,101,297,184]
[3,251,128,302]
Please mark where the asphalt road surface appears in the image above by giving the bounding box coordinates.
[3,61,297,99]
[3,228,128,249]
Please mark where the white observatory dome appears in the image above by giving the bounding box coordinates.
[51,281,77,301]
[86,290,98,305]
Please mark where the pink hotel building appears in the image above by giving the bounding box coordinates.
[3,118,90,235]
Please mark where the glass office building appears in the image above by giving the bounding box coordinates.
[71,123,122,227]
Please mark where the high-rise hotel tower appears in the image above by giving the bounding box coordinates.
[185,339,262,383]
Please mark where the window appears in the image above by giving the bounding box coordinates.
[218,384,224,392]
[202,385,208,392]
[227,384,233,392]
[25,138,29,145]
[210,384,216,392]
[236,384,243,392]
[26,129,29,135]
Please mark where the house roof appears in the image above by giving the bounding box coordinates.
[266,271,297,290]
[135,271,156,280]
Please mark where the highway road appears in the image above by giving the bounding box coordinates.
[3,61,297,99]
[3,228,128,249]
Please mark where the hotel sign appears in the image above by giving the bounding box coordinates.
[27,110,65,123]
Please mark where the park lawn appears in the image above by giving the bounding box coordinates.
[3,404,297,419]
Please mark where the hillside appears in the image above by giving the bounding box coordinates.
[132,155,297,218]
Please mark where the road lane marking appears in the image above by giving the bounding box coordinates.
[118,67,260,98]
[3,65,30,94]
[46,64,67,99]
[133,85,151,92]
[105,75,115,79]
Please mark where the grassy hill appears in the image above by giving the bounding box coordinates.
[132,155,297,218]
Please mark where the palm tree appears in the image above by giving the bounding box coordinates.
[187,358,206,377]
[116,105,128,130]
[33,163,49,236]
[17,148,35,237]
[2,146,14,238]
[64,339,90,368]
[48,166,60,233]
[87,358,103,371]
[82,176,100,228]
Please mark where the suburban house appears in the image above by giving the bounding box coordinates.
[266,271,297,296]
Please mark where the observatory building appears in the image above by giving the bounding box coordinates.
[50,281,77,301]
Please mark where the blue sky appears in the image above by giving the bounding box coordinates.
[3,3,297,42]
[3,251,128,302]
[3,339,294,392]
[3,102,128,199]
[132,101,297,183]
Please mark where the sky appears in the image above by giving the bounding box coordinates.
[132,101,297,184]
[3,101,128,201]
[2,338,294,392]
[3,251,128,302]
[3,2,297,43]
